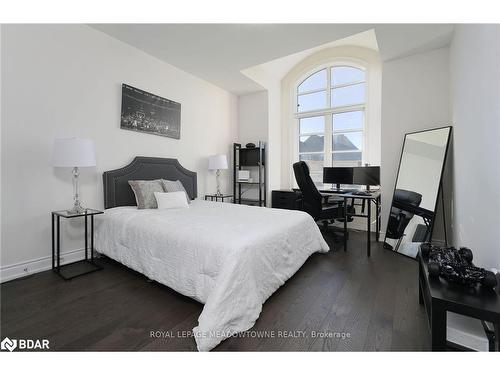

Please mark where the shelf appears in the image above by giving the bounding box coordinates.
[234,141,266,207]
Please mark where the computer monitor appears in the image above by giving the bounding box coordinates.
[352,166,380,186]
[323,167,354,185]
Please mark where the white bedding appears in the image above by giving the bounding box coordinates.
[95,200,329,351]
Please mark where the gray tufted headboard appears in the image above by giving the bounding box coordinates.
[103,156,197,209]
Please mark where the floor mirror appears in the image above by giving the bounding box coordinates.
[384,126,452,258]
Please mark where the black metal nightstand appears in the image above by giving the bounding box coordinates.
[51,208,104,280]
[204,194,233,203]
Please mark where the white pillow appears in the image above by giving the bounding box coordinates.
[154,191,189,210]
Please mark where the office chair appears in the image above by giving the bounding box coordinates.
[293,161,351,239]
[386,189,422,251]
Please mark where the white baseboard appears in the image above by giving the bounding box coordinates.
[0,248,86,283]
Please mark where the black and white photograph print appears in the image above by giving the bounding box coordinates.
[120,84,181,139]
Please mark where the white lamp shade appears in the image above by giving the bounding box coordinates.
[51,138,96,167]
[208,154,228,170]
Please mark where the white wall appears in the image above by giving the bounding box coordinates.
[1,25,238,279]
[236,91,268,200]
[381,47,451,233]
[449,24,500,269]
[237,91,268,145]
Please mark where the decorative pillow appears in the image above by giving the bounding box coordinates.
[154,191,189,210]
[161,179,191,202]
[128,179,165,209]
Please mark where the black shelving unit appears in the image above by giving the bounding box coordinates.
[233,142,266,206]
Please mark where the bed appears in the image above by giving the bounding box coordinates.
[96,156,329,351]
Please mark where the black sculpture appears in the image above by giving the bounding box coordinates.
[420,243,497,289]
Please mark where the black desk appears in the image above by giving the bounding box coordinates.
[418,252,500,351]
[338,191,381,257]
[342,191,381,257]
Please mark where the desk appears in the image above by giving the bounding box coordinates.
[321,190,381,257]
[418,252,500,351]
[319,190,381,256]
[340,191,381,257]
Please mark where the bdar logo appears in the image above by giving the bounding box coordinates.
[1,337,17,352]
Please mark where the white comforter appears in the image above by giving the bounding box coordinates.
[95,200,329,351]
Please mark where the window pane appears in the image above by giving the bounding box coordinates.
[298,69,327,93]
[333,132,363,151]
[331,66,365,86]
[299,154,324,185]
[332,111,364,132]
[299,116,324,134]
[300,135,324,153]
[299,153,324,161]
[298,90,327,112]
[331,83,365,107]
[332,152,362,161]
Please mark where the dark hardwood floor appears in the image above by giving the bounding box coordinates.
[0,230,430,351]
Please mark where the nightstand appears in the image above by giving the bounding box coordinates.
[204,194,233,203]
[51,208,104,280]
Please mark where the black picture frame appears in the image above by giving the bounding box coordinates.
[120,84,181,139]
[383,126,452,259]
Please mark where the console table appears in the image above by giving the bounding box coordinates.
[418,252,500,351]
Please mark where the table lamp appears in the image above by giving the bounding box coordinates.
[208,154,228,196]
[51,138,96,214]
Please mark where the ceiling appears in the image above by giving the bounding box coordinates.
[241,29,380,87]
[91,24,453,95]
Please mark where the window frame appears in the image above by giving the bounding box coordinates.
[293,61,369,186]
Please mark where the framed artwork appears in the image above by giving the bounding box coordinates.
[120,84,181,139]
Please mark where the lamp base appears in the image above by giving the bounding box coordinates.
[216,169,222,196]
[67,202,87,215]
[67,167,87,215]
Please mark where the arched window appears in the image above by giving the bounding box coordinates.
[296,64,366,185]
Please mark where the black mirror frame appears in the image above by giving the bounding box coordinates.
[383,126,452,259]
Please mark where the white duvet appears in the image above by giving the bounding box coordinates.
[95,200,329,351]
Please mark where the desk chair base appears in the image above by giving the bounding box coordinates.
[319,220,347,244]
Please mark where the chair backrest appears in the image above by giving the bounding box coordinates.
[394,189,422,208]
[387,189,423,238]
[293,161,322,219]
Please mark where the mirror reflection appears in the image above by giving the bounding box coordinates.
[384,127,451,258]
